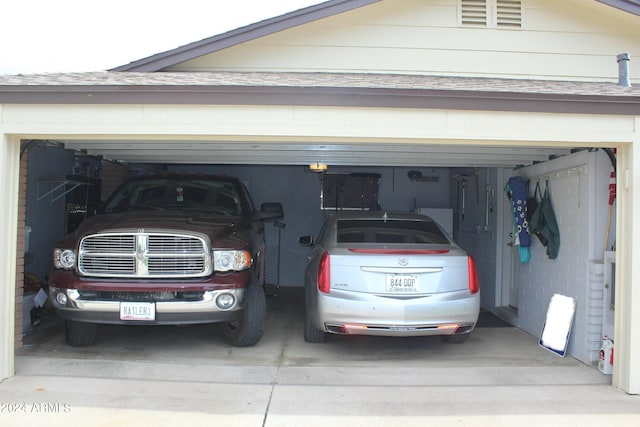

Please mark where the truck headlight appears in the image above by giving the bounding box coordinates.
[53,248,76,270]
[213,250,252,272]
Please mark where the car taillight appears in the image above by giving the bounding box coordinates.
[468,256,480,294]
[318,252,330,294]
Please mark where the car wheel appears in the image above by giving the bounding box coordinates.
[441,333,470,344]
[221,281,266,347]
[304,305,325,343]
[65,320,97,347]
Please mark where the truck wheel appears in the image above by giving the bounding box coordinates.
[65,320,97,346]
[221,281,266,347]
[304,308,325,343]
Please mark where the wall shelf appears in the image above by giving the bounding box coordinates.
[37,179,92,203]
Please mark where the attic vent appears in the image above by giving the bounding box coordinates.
[461,0,488,26]
[496,0,522,27]
[460,0,523,28]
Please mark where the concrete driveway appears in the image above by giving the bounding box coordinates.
[2,288,638,426]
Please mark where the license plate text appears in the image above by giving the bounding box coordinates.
[386,274,419,292]
[120,302,156,321]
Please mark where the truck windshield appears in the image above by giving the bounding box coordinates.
[104,178,243,215]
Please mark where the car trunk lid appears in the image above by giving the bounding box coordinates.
[328,245,470,295]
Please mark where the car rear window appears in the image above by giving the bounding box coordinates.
[337,219,450,244]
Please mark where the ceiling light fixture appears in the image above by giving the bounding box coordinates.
[309,162,328,172]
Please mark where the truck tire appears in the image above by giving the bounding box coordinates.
[65,320,97,346]
[221,281,266,347]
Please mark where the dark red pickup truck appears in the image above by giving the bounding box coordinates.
[48,174,283,347]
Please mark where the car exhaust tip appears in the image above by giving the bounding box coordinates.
[326,324,348,334]
[455,325,474,335]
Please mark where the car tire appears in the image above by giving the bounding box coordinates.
[65,320,97,347]
[221,281,266,347]
[441,333,470,344]
[304,307,326,343]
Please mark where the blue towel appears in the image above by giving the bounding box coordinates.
[506,176,531,263]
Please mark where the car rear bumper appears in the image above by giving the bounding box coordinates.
[50,286,245,325]
[323,322,475,337]
[314,289,480,337]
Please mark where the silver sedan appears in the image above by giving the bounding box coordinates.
[299,211,480,343]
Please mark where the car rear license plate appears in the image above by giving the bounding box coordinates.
[120,302,156,321]
[386,274,419,292]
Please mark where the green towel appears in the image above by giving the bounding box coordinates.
[529,180,560,259]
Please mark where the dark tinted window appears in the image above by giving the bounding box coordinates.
[337,219,449,244]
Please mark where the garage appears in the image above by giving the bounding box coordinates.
[1,0,640,397]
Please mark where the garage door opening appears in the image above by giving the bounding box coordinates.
[16,139,617,376]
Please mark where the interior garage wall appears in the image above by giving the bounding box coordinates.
[449,151,614,365]
[165,164,452,287]
[449,167,500,312]
[511,150,614,364]
[24,145,76,283]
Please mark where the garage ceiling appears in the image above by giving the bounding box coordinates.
[60,139,571,168]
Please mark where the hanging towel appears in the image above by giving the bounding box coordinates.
[529,179,560,259]
[505,176,531,263]
[527,181,549,247]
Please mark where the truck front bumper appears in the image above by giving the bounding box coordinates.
[49,286,245,325]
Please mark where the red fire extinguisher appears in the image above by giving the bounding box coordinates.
[598,336,614,375]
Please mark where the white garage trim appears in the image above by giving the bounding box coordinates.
[1,104,630,168]
[0,131,19,381]
[614,138,640,393]
[2,104,635,142]
[2,102,640,393]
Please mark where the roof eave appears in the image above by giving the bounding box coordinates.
[110,0,381,72]
[1,85,639,115]
[596,0,640,16]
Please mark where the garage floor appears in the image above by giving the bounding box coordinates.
[3,288,639,426]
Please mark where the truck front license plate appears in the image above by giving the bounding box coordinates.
[120,302,156,321]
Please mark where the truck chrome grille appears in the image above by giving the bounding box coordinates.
[80,235,135,253]
[80,256,136,274]
[148,258,205,274]
[148,236,203,253]
[79,232,211,278]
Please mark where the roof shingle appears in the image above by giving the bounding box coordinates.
[1,71,638,97]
